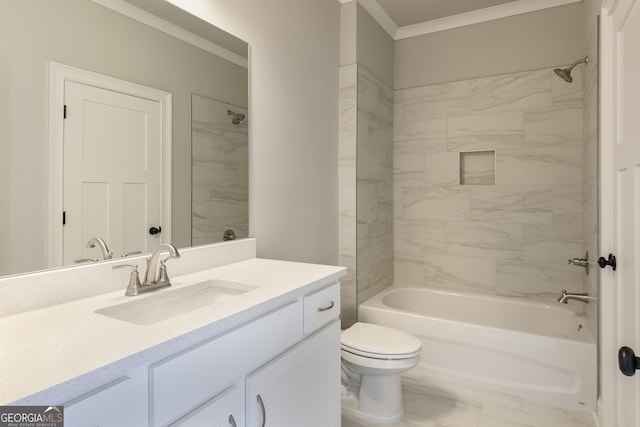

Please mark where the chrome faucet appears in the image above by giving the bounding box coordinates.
[557,289,594,304]
[86,237,113,260]
[142,243,181,288]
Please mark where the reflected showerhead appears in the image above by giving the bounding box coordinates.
[554,56,589,83]
[227,109,246,125]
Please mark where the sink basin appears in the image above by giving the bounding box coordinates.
[95,279,259,325]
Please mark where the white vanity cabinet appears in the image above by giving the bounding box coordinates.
[150,300,303,426]
[151,282,341,427]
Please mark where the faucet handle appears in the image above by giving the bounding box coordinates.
[113,264,142,296]
[157,260,170,284]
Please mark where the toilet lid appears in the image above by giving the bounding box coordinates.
[341,322,421,356]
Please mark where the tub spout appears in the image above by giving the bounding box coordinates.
[557,289,594,304]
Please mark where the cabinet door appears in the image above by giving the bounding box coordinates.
[246,321,340,427]
[170,383,243,427]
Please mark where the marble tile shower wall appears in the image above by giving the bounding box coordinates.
[339,64,358,328]
[357,66,394,306]
[338,64,394,328]
[393,67,587,300]
[583,24,599,334]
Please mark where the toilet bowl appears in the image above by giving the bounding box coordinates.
[341,322,421,424]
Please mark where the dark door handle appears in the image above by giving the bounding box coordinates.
[149,226,162,235]
[619,346,640,376]
[598,254,616,271]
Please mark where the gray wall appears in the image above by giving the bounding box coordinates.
[0,0,247,276]
[356,4,394,87]
[394,3,585,89]
[171,0,341,265]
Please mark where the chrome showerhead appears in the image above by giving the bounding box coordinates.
[554,67,574,83]
[227,109,246,125]
[553,56,589,83]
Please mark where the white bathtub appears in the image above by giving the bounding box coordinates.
[358,286,597,412]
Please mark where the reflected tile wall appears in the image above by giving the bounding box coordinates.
[191,95,248,246]
[393,67,587,301]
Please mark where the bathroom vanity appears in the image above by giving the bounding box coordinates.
[0,239,344,426]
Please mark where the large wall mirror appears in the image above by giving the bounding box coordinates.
[0,0,249,277]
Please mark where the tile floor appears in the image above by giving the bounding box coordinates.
[342,375,597,427]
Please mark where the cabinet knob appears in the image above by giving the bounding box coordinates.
[228,414,237,427]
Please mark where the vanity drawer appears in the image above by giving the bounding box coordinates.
[303,283,340,334]
[150,300,302,426]
[169,383,243,427]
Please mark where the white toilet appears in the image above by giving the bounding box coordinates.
[341,322,422,424]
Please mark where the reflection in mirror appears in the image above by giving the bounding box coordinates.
[192,95,248,246]
[0,0,249,277]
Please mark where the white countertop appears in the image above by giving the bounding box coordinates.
[0,257,345,404]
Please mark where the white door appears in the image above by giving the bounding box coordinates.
[608,0,640,424]
[63,81,163,264]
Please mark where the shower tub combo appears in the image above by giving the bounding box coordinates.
[359,286,596,412]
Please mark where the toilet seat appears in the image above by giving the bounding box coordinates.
[341,322,421,360]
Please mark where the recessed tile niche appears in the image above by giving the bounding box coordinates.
[459,151,496,185]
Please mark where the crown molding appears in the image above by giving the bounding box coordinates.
[340,0,583,40]
[395,0,582,39]
[357,0,399,37]
[91,0,248,69]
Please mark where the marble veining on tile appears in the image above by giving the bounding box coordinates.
[470,69,552,113]
[356,65,394,301]
[394,220,447,260]
[403,185,470,221]
[523,108,583,144]
[582,25,599,336]
[342,374,596,427]
[469,186,553,224]
[424,254,497,294]
[447,111,524,151]
[446,221,523,260]
[338,64,395,322]
[393,65,588,300]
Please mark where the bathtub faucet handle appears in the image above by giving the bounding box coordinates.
[567,251,589,276]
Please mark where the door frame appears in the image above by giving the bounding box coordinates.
[48,62,172,268]
[599,0,638,425]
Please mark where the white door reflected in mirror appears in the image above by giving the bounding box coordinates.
[58,71,170,265]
